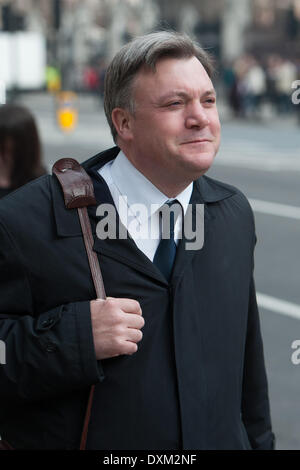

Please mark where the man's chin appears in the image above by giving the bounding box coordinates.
[184,152,215,175]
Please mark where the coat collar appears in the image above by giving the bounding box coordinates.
[50,146,237,284]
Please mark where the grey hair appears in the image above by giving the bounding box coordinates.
[104,30,215,144]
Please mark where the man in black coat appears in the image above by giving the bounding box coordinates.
[0,31,275,450]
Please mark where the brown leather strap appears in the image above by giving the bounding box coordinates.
[79,385,95,450]
[52,158,106,299]
[52,158,106,450]
[78,207,106,300]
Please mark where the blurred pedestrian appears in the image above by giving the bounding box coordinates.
[265,54,281,113]
[274,57,298,114]
[232,55,251,118]
[0,104,46,199]
[46,65,61,93]
[241,57,267,118]
[83,65,100,94]
[98,60,107,100]
[222,60,241,117]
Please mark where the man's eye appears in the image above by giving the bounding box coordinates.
[167,101,182,107]
[205,98,216,104]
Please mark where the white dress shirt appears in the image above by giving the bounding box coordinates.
[98,150,193,262]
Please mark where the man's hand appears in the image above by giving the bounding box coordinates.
[90,297,144,360]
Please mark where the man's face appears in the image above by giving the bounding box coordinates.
[126,56,221,188]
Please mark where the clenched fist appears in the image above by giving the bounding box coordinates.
[90,297,144,360]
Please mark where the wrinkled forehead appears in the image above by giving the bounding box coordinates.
[132,56,214,102]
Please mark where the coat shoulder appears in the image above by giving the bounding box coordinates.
[0,174,52,230]
[202,174,254,213]
[200,175,256,238]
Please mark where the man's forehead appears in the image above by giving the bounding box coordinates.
[138,56,207,77]
[134,57,214,99]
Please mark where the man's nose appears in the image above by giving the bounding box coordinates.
[185,102,210,129]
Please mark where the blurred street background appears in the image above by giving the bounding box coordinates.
[1,0,300,450]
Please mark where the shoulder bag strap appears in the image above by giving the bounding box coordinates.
[52,158,106,450]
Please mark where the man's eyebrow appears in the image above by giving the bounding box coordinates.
[202,89,217,97]
[157,89,216,102]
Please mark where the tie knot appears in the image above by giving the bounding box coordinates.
[160,199,182,239]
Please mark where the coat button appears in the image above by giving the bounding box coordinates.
[41,318,55,328]
[45,342,57,353]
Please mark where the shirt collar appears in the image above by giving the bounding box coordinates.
[108,150,193,225]
[51,146,237,238]
[84,146,236,204]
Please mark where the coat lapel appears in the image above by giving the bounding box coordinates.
[171,176,236,283]
[88,164,168,284]
[50,146,168,284]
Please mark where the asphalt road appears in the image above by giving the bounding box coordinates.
[20,93,300,450]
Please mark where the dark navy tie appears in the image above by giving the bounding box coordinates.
[153,200,182,281]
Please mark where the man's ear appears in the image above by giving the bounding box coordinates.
[111,108,133,142]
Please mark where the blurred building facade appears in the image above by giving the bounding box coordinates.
[0,0,299,89]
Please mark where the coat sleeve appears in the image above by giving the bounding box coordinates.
[0,218,104,404]
[241,274,275,450]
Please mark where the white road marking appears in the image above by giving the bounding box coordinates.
[250,200,300,320]
[216,145,300,172]
[257,293,300,320]
[249,199,300,220]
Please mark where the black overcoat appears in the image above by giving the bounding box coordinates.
[0,147,274,450]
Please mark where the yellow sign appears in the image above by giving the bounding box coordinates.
[56,91,78,132]
[57,108,78,131]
